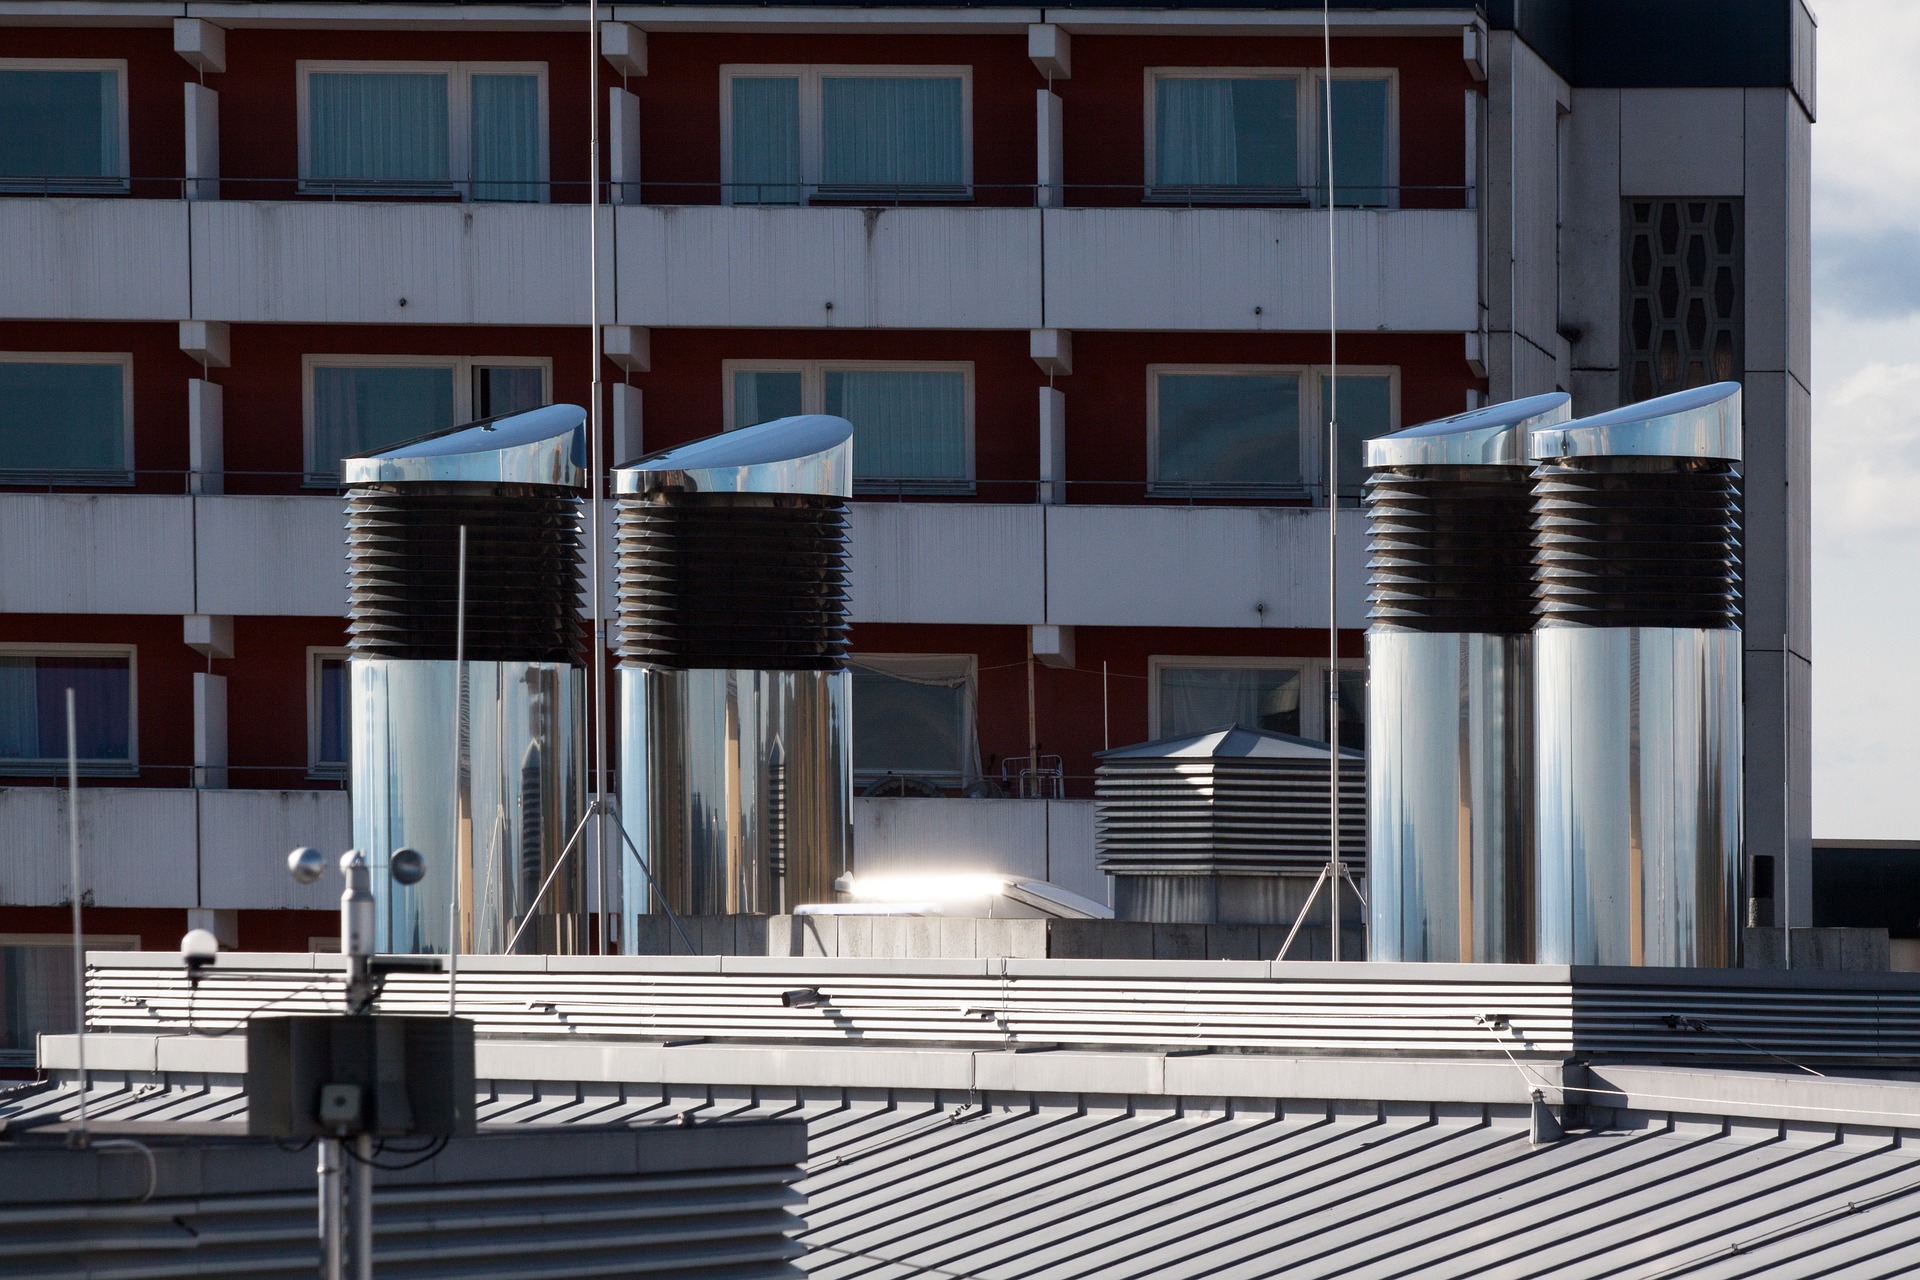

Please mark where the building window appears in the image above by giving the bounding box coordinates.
[0,647,136,775]
[1,935,139,1067]
[851,655,978,786]
[1623,199,1743,401]
[298,62,546,201]
[0,61,128,193]
[1147,69,1394,207]
[1149,365,1396,502]
[1151,657,1362,747]
[723,66,970,204]
[0,354,133,484]
[304,355,550,481]
[725,360,973,493]
[310,650,350,779]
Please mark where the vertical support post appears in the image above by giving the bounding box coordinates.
[1036,89,1063,208]
[319,1139,344,1280]
[66,689,89,1140]
[351,1134,373,1280]
[589,0,612,954]
[1321,1,1342,962]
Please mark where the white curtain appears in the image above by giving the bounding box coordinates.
[850,655,980,782]
[826,369,966,485]
[310,365,457,478]
[821,76,963,192]
[1156,78,1295,191]
[730,77,801,204]
[0,361,125,475]
[308,71,449,188]
[1157,666,1303,739]
[0,68,119,186]
[0,658,38,760]
[470,74,540,201]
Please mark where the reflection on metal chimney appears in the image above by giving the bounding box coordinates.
[345,405,589,955]
[613,416,854,924]
[1364,393,1570,963]
[1530,382,1743,966]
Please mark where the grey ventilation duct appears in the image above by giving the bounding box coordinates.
[1094,725,1364,925]
[344,405,589,955]
[1363,392,1570,964]
[1529,382,1743,966]
[613,416,854,922]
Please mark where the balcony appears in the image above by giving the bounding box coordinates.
[1,194,1475,333]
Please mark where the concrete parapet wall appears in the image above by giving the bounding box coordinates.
[627,914,1364,960]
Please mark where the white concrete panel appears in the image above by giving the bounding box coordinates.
[1041,208,1476,332]
[0,495,194,615]
[1563,88,1622,389]
[192,496,348,617]
[617,206,1042,329]
[854,797,1049,881]
[0,788,198,909]
[0,199,191,320]
[1045,799,1105,903]
[849,504,1045,625]
[189,202,608,325]
[197,789,348,911]
[1042,506,1367,629]
[1619,90,1746,197]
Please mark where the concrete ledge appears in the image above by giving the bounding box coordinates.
[1585,1064,1920,1128]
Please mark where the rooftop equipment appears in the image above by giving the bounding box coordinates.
[613,416,854,924]
[344,405,588,955]
[1094,725,1363,925]
[1364,392,1571,963]
[1530,382,1744,966]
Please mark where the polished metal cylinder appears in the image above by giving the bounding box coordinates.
[1530,382,1744,967]
[1364,393,1568,963]
[619,667,850,917]
[613,415,856,932]
[351,658,587,954]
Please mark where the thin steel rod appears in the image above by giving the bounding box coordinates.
[449,524,466,1010]
[614,816,698,955]
[319,1139,344,1280]
[588,0,612,954]
[67,688,88,1141]
[504,803,597,956]
[351,1134,372,1280]
[1277,864,1331,962]
[1782,629,1791,971]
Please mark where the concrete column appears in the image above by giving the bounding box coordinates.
[185,83,219,201]
[610,87,640,205]
[612,383,643,464]
[1036,91,1064,209]
[1038,387,1066,505]
[193,672,228,790]
[189,378,223,495]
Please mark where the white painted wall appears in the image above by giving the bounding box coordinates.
[853,796,1104,904]
[0,788,198,908]
[0,199,191,320]
[197,790,347,911]
[615,205,1044,329]
[1040,208,1478,332]
[848,504,1046,624]
[0,496,195,614]
[193,496,349,617]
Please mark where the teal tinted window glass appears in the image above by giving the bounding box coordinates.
[316,657,349,771]
[470,73,540,201]
[310,365,457,477]
[1158,666,1302,738]
[852,667,969,779]
[0,69,121,188]
[308,72,450,189]
[730,77,801,204]
[1155,77,1296,191]
[1154,373,1299,488]
[1321,373,1394,502]
[0,361,127,475]
[825,369,967,484]
[0,654,132,766]
[732,370,804,428]
[474,365,545,418]
[1321,78,1391,207]
[820,77,964,191]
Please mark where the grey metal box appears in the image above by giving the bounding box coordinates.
[246,1015,476,1139]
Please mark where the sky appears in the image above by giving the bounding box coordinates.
[1809,0,1920,835]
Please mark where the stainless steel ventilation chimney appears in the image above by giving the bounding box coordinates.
[1530,382,1743,966]
[1364,392,1571,963]
[345,405,589,955]
[1094,725,1364,926]
[614,416,854,924]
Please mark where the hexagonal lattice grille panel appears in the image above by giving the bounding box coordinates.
[1622,199,1742,402]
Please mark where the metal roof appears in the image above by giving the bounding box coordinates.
[1097,725,1363,761]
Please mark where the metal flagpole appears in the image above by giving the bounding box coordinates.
[588,0,612,954]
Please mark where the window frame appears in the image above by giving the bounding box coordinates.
[722,357,976,494]
[301,354,552,483]
[307,647,352,781]
[0,58,130,194]
[1147,654,1363,744]
[719,63,974,205]
[0,351,135,486]
[295,59,550,201]
[1146,363,1398,502]
[1143,66,1399,208]
[0,932,139,1065]
[0,642,139,777]
[849,652,978,785]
